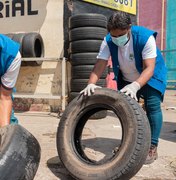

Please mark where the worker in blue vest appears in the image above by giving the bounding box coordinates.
[80,11,167,164]
[0,34,21,127]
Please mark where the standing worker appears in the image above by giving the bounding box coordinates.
[80,11,167,164]
[0,34,21,127]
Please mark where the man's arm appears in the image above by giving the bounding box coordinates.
[80,37,110,96]
[88,59,108,84]
[80,59,108,96]
[136,35,156,87]
[136,58,156,87]
[120,58,155,101]
[0,86,12,127]
[120,35,157,100]
[0,52,21,126]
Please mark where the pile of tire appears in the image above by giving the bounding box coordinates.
[5,32,44,66]
[68,13,108,118]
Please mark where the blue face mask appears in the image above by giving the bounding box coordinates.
[111,33,129,47]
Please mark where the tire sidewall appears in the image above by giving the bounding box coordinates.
[57,89,150,179]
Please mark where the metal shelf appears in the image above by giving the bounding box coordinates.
[21,57,62,62]
[14,93,61,100]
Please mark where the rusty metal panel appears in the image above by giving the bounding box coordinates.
[138,0,165,49]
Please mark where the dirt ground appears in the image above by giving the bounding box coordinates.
[16,90,176,180]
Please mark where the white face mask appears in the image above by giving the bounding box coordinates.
[111,33,129,47]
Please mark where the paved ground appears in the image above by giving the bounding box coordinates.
[16,90,176,180]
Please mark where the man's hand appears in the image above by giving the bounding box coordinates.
[0,86,12,127]
[120,81,140,101]
[80,83,102,96]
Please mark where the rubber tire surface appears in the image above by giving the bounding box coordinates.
[69,27,107,41]
[70,79,106,92]
[0,124,41,180]
[69,14,107,29]
[71,65,108,79]
[57,88,151,180]
[22,32,44,66]
[68,92,107,119]
[70,40,102,54]
[70,53,98,66]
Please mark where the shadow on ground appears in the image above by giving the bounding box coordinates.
[160,122,176,143]
[47,156,74,180]
[47,137,120,179]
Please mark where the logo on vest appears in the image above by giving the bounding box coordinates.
[129,54,134,61]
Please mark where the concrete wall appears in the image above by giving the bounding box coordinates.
[1,0,63,57]
[0,0,65,111]
[21,0,64,111]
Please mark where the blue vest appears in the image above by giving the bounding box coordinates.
[0,34,20,78]
[106,25,167,95]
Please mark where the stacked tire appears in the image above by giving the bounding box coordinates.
[68,13,108,119]
[5,33,44,66]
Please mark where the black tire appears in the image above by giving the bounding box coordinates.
[0,124,41,180]
[5,33,14,39]
[70,53,98,66]
[57,88,151,180]
[68,91,107,119]
[69,27,107,42]
[12,33,25,54]
[72,65,108,79]
[68,92,80,102]
[70,40,102,54]
[22,33,44,66]
[69,14,107,29]
[70,79,106,92]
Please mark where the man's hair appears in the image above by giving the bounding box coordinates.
[107,11,132,31]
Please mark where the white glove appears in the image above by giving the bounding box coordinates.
[120,81,140,101]
[80,83,102,96]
